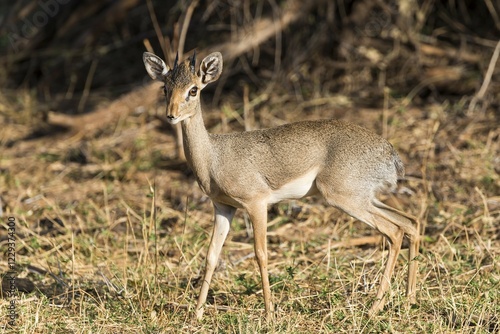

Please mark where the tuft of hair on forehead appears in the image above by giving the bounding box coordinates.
[165,57,198,88]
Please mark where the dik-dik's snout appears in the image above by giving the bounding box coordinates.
[166,114,177,123]
[165,112,180,124]
[165,95,182,124]
[165,109,179,124]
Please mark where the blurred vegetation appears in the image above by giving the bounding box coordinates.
[0,0,499,115]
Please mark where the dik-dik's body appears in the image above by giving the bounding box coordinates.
[143,51,419,319]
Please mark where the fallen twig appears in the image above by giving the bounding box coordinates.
[468,39,500,113]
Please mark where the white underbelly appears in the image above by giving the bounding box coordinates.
[267,169,319,204]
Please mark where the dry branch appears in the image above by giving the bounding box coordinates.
[468,39,500,113]
[212,0,308,61]
[51,0,315,139]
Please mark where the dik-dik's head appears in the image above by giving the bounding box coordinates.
[143,51,223,124]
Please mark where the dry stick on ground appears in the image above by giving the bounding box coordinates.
[468,39,500,113]
[330,235,384,249]
[49,0,314,141]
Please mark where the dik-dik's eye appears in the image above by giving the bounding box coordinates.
[189,86,198,97]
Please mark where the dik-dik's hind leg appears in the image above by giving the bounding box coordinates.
[373,199,419,303]
[317,189,414,315]
[195,203,236,320]
[368,223,404,316]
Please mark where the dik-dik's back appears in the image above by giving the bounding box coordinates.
[208,119,404,201]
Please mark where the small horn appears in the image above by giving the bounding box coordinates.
[189,50,196,73]
[174,51,179,69]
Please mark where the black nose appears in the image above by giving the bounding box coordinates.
[166,115,175,120]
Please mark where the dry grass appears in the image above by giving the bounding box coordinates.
[0,87,498,333]
[1,1,499,332]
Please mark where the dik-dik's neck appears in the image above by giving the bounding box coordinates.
[181,110,213,193]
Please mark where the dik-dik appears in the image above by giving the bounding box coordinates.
[143,50,419,319]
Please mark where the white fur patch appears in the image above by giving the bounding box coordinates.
[267,169,319,204]
[168,117,181,125]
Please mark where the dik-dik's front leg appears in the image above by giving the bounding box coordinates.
[246,201,274,319]
[195,203,236,320]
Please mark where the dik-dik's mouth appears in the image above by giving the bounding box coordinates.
[166,115,180,124]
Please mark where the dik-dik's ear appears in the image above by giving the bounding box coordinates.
[198,52,223,86]
[143,52,169,81]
